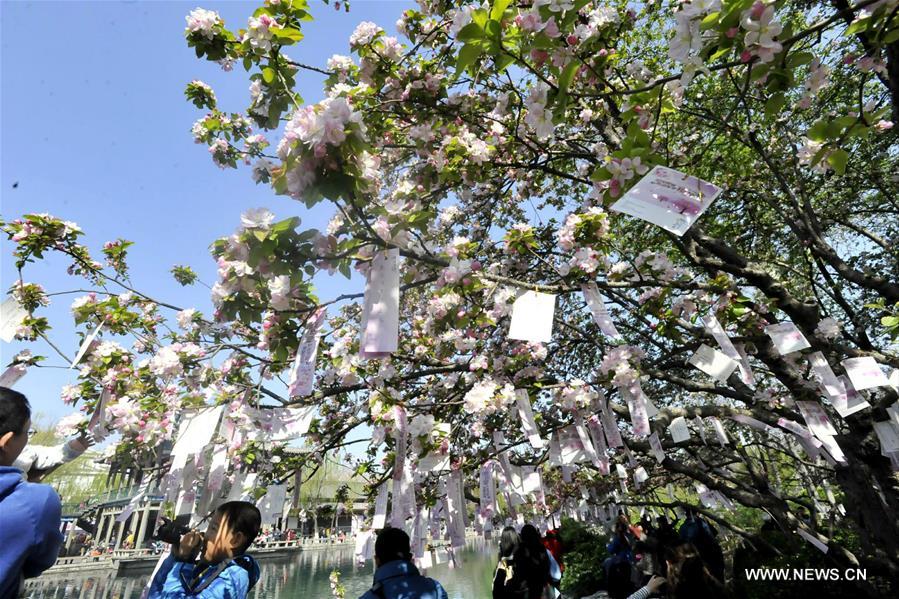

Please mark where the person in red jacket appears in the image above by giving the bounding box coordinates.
[542,529,564,572]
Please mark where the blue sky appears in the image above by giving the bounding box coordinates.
[1,0,413,425]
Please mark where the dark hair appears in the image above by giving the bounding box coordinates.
[519,524,550,586]
[499,526,520,559]
[375,527,411,563]
[0,387,31,436]
[667,543,725,599]
[213,501,261,554]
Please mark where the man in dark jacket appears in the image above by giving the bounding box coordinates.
[0,387,64,596]
[359,528,448,599]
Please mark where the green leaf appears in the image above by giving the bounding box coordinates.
[490,0,511,22]
[807,120,828,142]
[262,67,276,84]
[454,43,482,79]
[786,51,814,68]
[700,11,720,30]
[882,315,899,327]
[827,149,849,175]
[456,22,484,42]
[764,93,786,118]
[845,17,871,36]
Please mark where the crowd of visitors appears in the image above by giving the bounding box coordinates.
[1,385,729,599]
[602,509,728,599]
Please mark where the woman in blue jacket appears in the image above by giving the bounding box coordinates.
[148,501,262,598]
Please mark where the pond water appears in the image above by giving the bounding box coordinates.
[25,541,498,599]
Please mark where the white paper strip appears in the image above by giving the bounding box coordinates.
[372,483,388,529]
[668,416,691,443]
[515,389,544,449]
[693,416,707,445]
[71,323,105,368]
[586,415,610,474]
[841,356,889,391]
[288,307,327,397]
[795,401,838,438]
[702,314,756,386]
[833,375,871,418]
[648,432,666,463]
[445,470,466,548]
[360,249,400,358]
[254,406,316,442]
[873,421,899,453]
[574,414,601,468]
[354,529,374,564]
[581,283,622,339]
[600,403,624,447]
[708,417,729,445]
[206,445,229,493]
[418,453,451,473]
[764,322,810,355]
[172,406,225,458]
[688,343,739,382]
[623,387,650,438]
[0,298,28,343]
[508,291,556,343]
[257,484,288,525]
[0,364,27,388]
[559,426,589,465]
[609,166,723,236]
[796,528,829,553]
[633,466,648,486]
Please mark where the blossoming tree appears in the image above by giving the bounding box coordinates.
[4,0,899,587]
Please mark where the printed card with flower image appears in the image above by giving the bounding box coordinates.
[841,356,890,391]
[610,166,723,236]
[764,322,811,355]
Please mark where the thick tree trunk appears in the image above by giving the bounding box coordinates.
[834,420,899,584]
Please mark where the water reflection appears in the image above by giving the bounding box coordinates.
[26,540,496,599]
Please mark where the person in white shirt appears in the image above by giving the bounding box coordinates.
[13,433,92,482]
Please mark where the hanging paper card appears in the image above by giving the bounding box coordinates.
[0,298,28,343]
[818,435,847,464]
[288,307,327,397]
[841,356,889,391]
[575,416,602,468]
[633,466,649,486]
[623,388,650,438]
[764,322,810,355]
[873,421,899,453]
[808,352,844,400]
[0,364,27,388]
[521,466,543,496]
[549,433,563,467]
[777,418,813,439]
[586,416,610,474]
[508,291,556,343]
[445,470,466,548]
[256,406,316,442]
[493,431,515,485]
[615,463,627,479]
[479,462,496,516]
[609,166,723,236]
[419,453,452,473]
[688,344,739,382]
[515,389,544,449]
[796,528,829,554]
[360,249,400,358]
[693,416,708,445]
[580,283,622,339]
[172,406,225,459]
[668,416,691,443]
[71,323,105,368]
[391,406,409,528]
[559,426,589,464]
[795,401,838,438]
[372,484,388,529]
[206,446,229,493]
[257,485,288,525]
[729,414,772,433]
[832,375,871,418]
[600,403,624,447]
[702,315,756,386]
[648,432,666,463]
[708,417,729,445]
[354,529,374,564]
